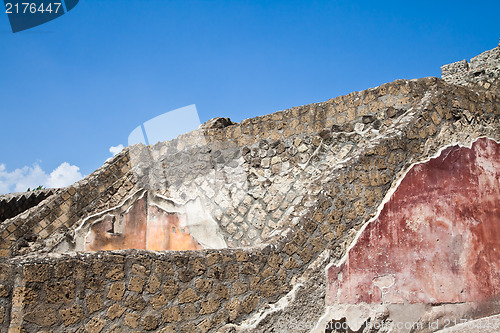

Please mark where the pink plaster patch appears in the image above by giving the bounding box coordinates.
[85,194,202,251]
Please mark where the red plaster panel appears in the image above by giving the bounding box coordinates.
[85,196,202,251]
[327,138,500,305]
[85,196,148,251]
[147,205,202,251]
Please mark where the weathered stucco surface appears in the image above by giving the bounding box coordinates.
[84,192,211,252]
[0,42,498,332]
[328,137,500,305]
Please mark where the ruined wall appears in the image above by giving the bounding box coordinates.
[2,249,277,333]
[122,77,440,250]
[81,191,223,252]
[318,137,500,332]
[441,40,500,89]
[0,44,498,332]
[329,138,500,305]
[0,189,57,223]
[0,77,497,332]
[1,76,457,256]
[0,152,136,258]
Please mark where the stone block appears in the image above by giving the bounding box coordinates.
[178,288,200,304]
[199,298,221,315]
[24,306,60,327]
[146,274,160,293]
[59,304,84,326]
[107,282,125,302]
[231,281,248,295]
[241,294,259,314]
[106,303,126,320]
[240,262,259,275]
[225,299,241,322]
[46,280,75,303]
[260,277,281,298]
[142,315,158,331]
[155,260,174,275]
[214,284,229,299]
[283,242,298,255]
[124,313,140,328]
[24,264,51,282]
[235,251,248,262]
[224,263,239,280]
[85,317,106,333]
[162,306,181,323]
[124,295,146,311]
[195,279,213,293]
[284,257,300,270]
[105,266,125,281]
[128,276,145,293]
[85,293,103,314]
[181,303,197,320]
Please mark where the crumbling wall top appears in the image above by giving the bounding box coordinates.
[441,40,500,86]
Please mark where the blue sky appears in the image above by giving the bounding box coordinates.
[0,0,499,193]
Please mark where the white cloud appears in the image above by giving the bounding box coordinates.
[0,162,84,194]
[109,144,124,156]
[45,162,84,188]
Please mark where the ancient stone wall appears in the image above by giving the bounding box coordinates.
[123,77,440,249]
[0,189,57,223]
[0,77,498,332]
[1,249,279,333]
[1,77,455,256]
[0,152,136,258]
[318,137,500,332]
[441,40,500,88]
[0,44,498,332]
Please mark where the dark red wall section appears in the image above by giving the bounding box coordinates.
[327,138,500,305]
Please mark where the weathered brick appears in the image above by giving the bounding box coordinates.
[59,304,84,326]
[199,298,221,315]
[162,306,181,323]
[178,288,200,304]
[107,282,125,301]
[124,313,140,328]
[107,303,125,320]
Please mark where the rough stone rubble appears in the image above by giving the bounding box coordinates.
[0,42,498,332]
